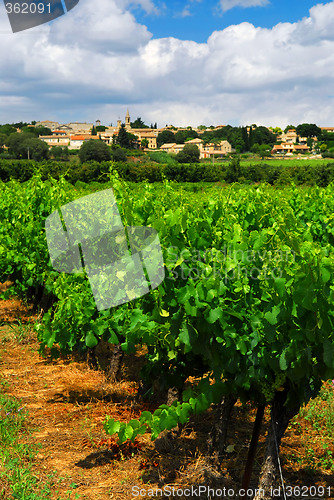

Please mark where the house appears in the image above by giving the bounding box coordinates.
[132,130,158,149]
[66,122,94,134]
[69,135,100,150]
[35,120,60,131]
[277,129,298,143]
[160,143,179,153]
[39,135,70,147]
[201,140,232,158]
[277,129,309,145]
[97,111,158,149]
[321,127,334,134]
[160,138,232,159]
[271,143,309,155]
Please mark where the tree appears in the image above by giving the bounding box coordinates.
[251,126,276,146]
[157,130,175,148]
[284,125,295,133]
[96,125,106,132]
[116,124,130,148]
[242,127,250,151]
[258,144,272,158]
[7,133,49,160]
[141,138,149,150]
[112,147,127,162]
[131,117,149,129]
[296,123,321,139]
[175,129,198,144]
[127,133,139,149]
[0,133,7,152]
[35,126,52,137]
[91,125,97,136]
[225,155,241,182]
[20,125,52,137]
[0,124,17,136]
[176,143,200,163]
[79,140,111,163]
[50,146,69,161]
[270,126,283,135]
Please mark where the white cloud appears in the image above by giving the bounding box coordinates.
[117,0,160,15]
[175,7,192,18]
[219,0,269,13]
[2,1,334,128]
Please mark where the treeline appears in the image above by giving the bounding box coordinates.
[156,124,277,152]
[1,157,334,187]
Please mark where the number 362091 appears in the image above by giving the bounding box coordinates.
[5,3,51,14]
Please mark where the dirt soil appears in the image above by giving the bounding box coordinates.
[0,288,334,499]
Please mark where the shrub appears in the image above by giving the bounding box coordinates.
[79,140,111,163]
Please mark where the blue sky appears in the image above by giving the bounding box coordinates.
[1,0,334,127]
[134,0,326,42]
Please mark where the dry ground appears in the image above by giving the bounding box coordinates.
[0,286,334,499]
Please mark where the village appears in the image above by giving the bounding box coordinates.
[34,111,334,159]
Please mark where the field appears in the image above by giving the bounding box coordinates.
[1,175,334,499]
[240,158,332,167]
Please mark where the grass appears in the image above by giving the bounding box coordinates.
[285,380,334,475]
[300,382,334,438]
[0,379,80,499]
[241,158,334,168]
[4,319,36,344]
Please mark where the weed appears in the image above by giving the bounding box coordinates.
[8,319,35,344]
[0,387,80,499]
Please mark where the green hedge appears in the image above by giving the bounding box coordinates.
[1,158,334,186]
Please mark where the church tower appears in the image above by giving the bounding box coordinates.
[125,109,131,131]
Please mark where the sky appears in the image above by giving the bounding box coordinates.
[1,0,334,128]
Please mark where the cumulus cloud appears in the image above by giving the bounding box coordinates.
[118,0,160,15]
[2,0,334,127]
[219,0,269,12]
[174,0,202,18]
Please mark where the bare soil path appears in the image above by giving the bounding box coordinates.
[1,288,334,499]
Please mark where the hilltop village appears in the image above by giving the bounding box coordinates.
[33,112,334,159]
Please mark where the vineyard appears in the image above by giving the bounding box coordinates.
[1,173,334,499]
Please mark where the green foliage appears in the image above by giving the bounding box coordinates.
[141,138,149,149]
[3,175,334,445]
[50,146,69,161]
[0,124,17,136]
[157,130,175,148]
[225,155,241,182]
[7,133,49,161]
[0,133,7,151]
[250,126,276,147]
[79,140,111,163]
[201,125,248,152]
[175,144,200,163]
[131,117,149,129]
[21,125,52,137]
[111,147,127,162]
[296,123,322,138]
[284,125,296,133]
[174,129,198,144]
[115,125,131,148]
[147,151,177,166]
